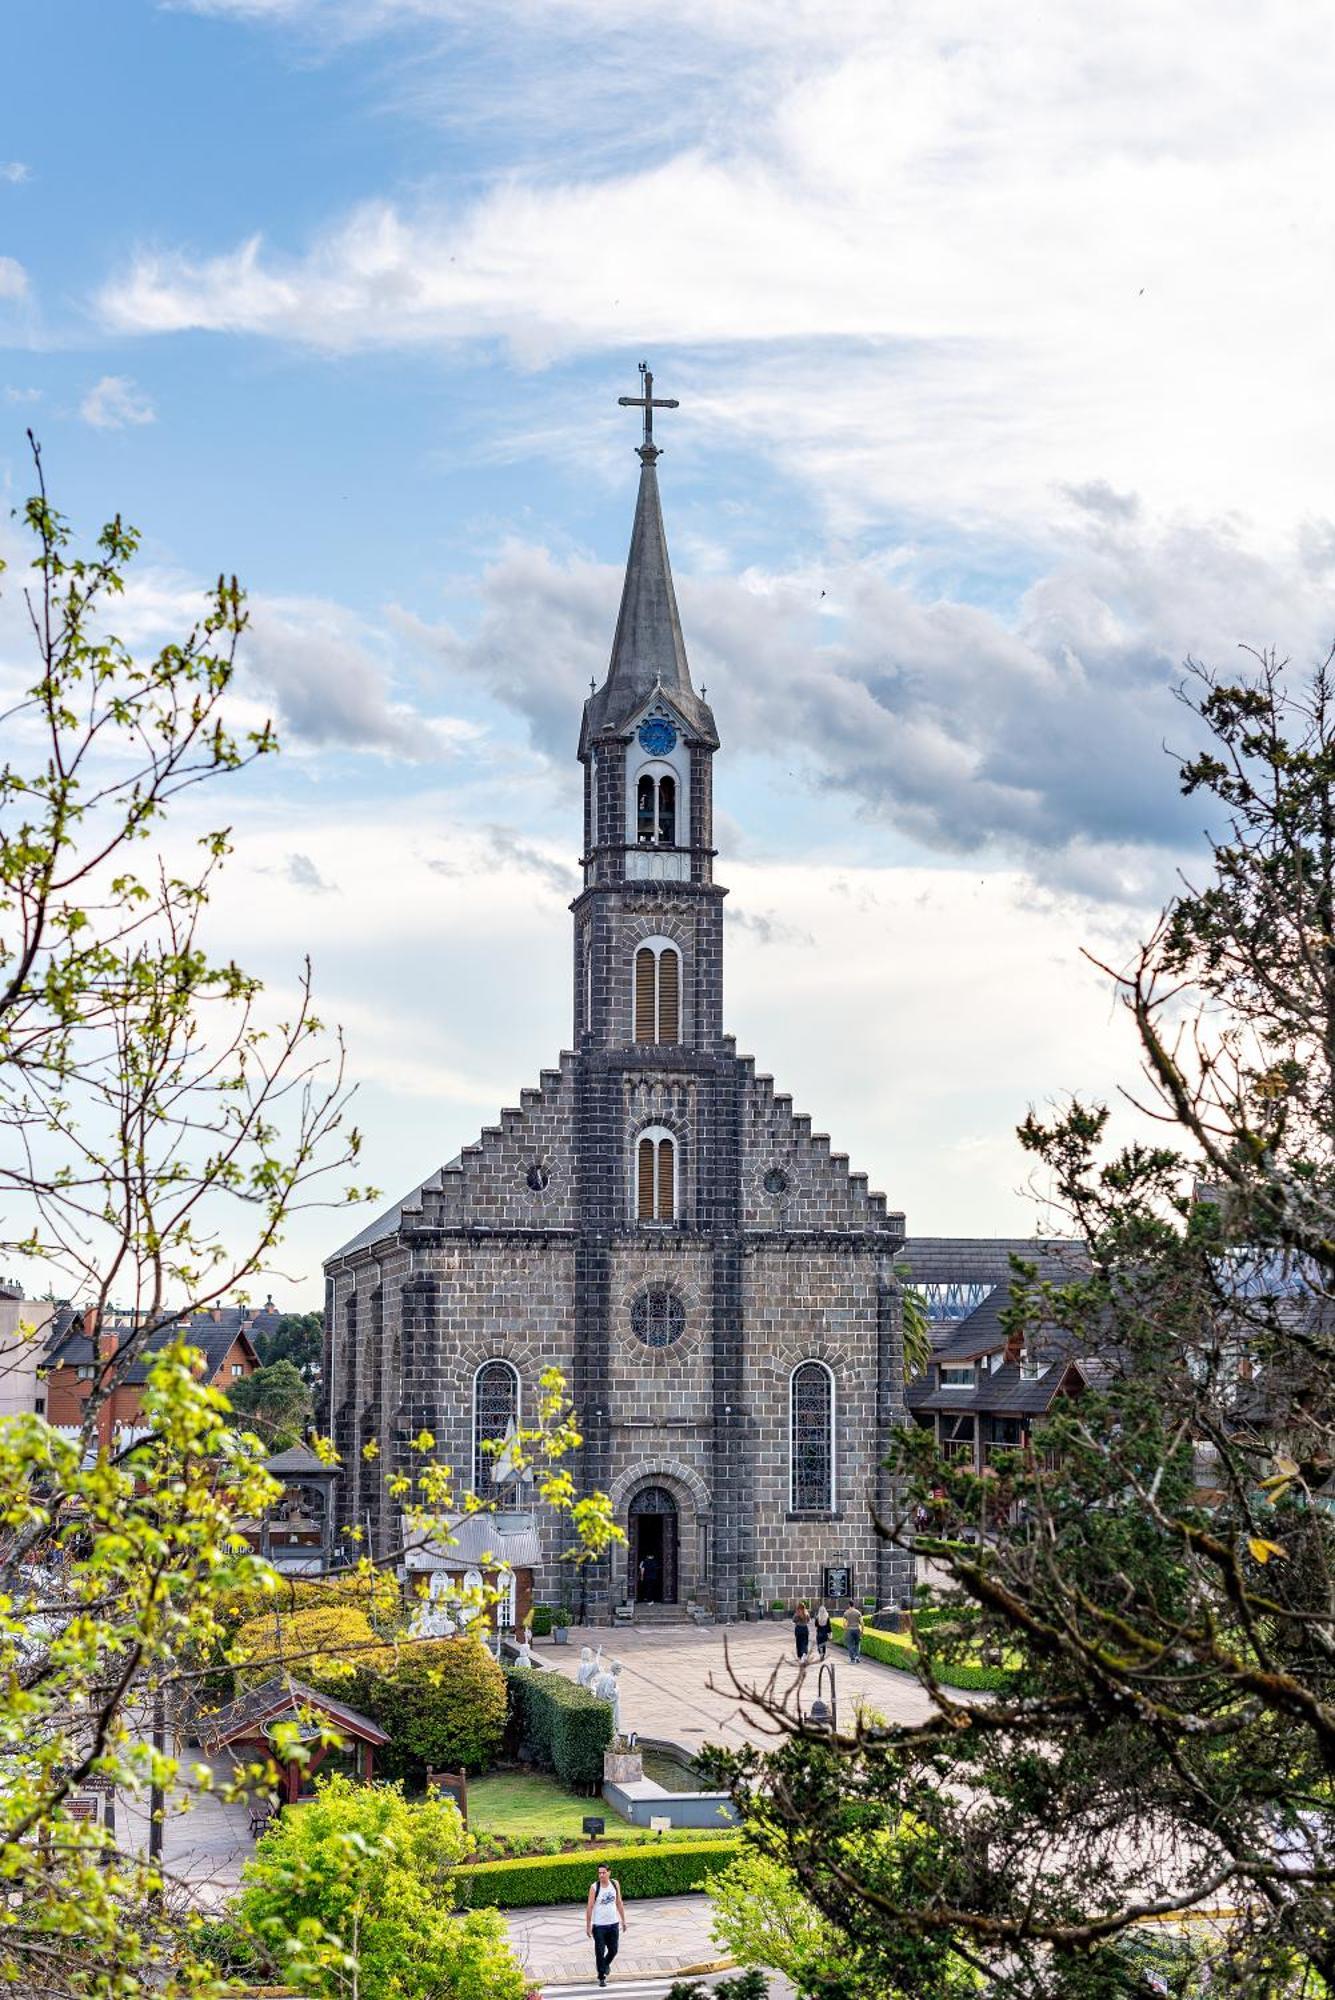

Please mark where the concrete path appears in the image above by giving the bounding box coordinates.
[510,1890,800,1992]
[540,1621,934,1750]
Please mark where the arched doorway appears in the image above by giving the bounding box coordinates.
[628,1485,678,1604]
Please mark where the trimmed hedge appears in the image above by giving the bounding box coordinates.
[504,1667,613,1788]
[453,1837,736,1909]
[832,1619,1011,1693]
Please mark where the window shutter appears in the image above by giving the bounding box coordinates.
[656,1137,675,1222]
[634,947,656,1041]
[637,1137,656,1220]
[658,948,679,1042]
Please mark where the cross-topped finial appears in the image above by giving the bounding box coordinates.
[618,360,678,461]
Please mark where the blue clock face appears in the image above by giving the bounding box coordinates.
[638,717,678,756]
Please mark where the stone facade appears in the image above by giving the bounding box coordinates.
[324,428,910,1618]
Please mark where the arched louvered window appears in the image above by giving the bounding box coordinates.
[635,771,677,847]
[790,1361,835,1512]
[472,1359,519,1498]
[633,940,681,1044]
[636,1126,676,1223]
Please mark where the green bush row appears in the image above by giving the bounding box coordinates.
[504,1666,613,1788]
[453,1837,736,1909]
[832,1620,1010,1693]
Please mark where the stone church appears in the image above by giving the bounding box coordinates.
[323,381,913,1621]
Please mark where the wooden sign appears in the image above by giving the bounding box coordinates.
[427,1770,468,1824]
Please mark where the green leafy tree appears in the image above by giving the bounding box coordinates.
[257,1308,324,1375]
[710,654,1335,2000]
[0,447,621,1997]
[235,1773,528,1999]
[229,1356,314,1443]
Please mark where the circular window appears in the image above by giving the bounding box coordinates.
[631,1289,686,1348]
[763,1167,789,1196]
[526,1162,550,1192]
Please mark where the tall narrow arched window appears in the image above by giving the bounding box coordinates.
[657,774,676,846]
[790,1361,835,1512]
[634,770,678,847]
[472,1359,519,1499]
[633,939,681,1043]
[636,1126,676,1223]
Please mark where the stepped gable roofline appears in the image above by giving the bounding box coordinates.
[579,440,718,758]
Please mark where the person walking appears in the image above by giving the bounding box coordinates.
[585,1862,627,1987]
[844,1601,863,1663]
[793,1600,811,1663]
[814,1600,832,1659]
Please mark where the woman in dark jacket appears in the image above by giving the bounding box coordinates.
[793,1600,811,1661]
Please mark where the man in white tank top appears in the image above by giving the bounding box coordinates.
[584,1861,627,1985]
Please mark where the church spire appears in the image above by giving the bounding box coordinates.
[579,363,718,755]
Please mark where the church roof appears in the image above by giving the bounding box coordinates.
[328,1161,459,1262]
[579,447,718,756]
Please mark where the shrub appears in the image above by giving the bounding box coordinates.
[353,1636,507,1782]
[529,1605,557,1638]
[830,1619,1011,1693]
[504,1667,613,1787]
[232,1602,392,1692]
[238,1773,527,2000]
[221,1565,403,1632]
[453,1838,736,1909]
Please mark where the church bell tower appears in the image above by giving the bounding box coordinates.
[570,365,750,1616]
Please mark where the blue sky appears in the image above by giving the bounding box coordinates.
[3,0,1334,1303]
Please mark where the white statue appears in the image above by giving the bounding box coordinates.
[593,1658,623,1737]
[512,1628,534,1669]
[577,1643,603,1691]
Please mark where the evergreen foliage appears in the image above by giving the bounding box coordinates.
[352,1636,508,1782]
[505,1666,614,1787]
[452,1836,736,1908]
[709,654,1335,1999]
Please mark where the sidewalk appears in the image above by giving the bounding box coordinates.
[539,1620,934,1750]
[508,1892,727,1987]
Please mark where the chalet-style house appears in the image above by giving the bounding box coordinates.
[905,1239,1097,1477]
[42,1300,275,1438]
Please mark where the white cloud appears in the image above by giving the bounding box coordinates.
[416,502,1335,898]
[106,1,1335,532]
[80,375,156,430]
[0,257,28,301]
[4,386,41,404]
[0,162,30,185]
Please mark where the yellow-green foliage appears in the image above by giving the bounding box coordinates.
[220,1566,403,1635]
[233,1602,393,1691]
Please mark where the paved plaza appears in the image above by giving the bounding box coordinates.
[540,1618,935,1749]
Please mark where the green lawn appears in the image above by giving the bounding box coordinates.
[467,1771,627,1839]
[465,1771,732,1846]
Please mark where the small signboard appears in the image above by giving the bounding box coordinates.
[66,1798,99,1823]
[582,1815,606,1840]
[649,1814,672,1836]
[80,1774,116,1797]
[426,1770,468,1824]
[822,1564,852,1603]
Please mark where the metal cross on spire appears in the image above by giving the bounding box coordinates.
[618,360,679,459]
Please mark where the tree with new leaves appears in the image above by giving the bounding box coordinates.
[709,652,1335,1999]
[0,443,618,1997]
